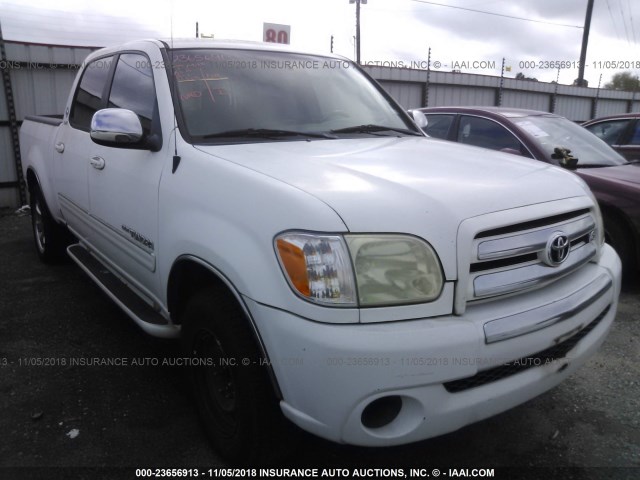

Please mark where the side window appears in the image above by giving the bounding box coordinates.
[424,114,454,139]
[584,119,630,145]
[108,53,157,136]
[628,122,640,145]
[69,56,114,131]
[458,116,524,153]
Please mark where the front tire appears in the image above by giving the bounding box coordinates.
[181,288,293,464]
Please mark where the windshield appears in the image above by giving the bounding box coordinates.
[514,115,628,167]
[169,49,416,142]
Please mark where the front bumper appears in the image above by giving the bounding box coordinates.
[246,244,621,446]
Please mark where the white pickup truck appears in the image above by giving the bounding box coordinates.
[20,39,621,463]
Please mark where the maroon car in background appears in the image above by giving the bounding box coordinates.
[414,106,640,278]
[582,113,640,161]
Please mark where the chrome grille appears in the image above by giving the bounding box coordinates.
[468,209,598,301]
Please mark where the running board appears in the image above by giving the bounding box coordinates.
[67,244,179,338]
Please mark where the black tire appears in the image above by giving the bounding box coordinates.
[604,215,636,276]
[181,288,294,465]
[29,184,69,263]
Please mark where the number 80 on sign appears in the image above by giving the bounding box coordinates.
[263,23,290,44]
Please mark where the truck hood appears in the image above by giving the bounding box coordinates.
[195,137,590,277]
[195,137,588,222]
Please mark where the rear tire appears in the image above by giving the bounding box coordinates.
[29,184,69,263]
[181,288,294,465]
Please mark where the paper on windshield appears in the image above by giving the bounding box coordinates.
[516,121,550,138]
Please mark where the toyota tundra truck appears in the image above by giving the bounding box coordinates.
[19,39,622,463]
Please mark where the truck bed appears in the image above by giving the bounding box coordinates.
[23,115,63,127]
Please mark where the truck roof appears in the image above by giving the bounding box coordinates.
[88,38,345,60]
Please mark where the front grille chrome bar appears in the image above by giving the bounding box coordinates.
[483,272,612,343]
[477,216,595,261]
[474,242,596,298]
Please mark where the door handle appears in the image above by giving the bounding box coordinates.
[90,156,106,170]
[55,142,65,153]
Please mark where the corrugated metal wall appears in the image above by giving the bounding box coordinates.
[0,41,94,208]
[0,40,17,208]
[364,65,639,123]
[430,85,495,107]
[12,68,78,119]
[0,127,15,207]
[501,90,550,111]
[595,98,630,118]
[378,81,423,109]
[554,96,593,121]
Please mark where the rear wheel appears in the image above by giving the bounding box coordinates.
[181,288,294,464]
[29,184,69,263]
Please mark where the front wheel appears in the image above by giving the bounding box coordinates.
[181,288,294,464]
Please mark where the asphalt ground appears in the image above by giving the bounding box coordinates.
[0,210,639,480]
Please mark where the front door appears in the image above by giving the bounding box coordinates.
[87,53,165,296]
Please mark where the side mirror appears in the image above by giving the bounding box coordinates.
[409,110,428,129]
[90,108,144,148]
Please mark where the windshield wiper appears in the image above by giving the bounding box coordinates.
[330,124,422,136]
[200,128,336,140]
[575,163,617,168]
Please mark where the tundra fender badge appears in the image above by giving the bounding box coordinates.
[542,232,570,267]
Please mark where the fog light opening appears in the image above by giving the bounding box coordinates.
[361,395,403,429]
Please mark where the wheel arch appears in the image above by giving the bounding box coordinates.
[167,255,283,398]
[25,167,56,220]
[25,167,40,197]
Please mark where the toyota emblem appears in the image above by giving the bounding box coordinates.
[544,232,570,266]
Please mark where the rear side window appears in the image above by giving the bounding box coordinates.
[108,53,157,136]
[69,56,114,131]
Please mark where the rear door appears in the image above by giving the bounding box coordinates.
[56,55,114,239]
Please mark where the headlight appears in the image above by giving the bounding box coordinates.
[346,235,443,306]
[275,232,443,307]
